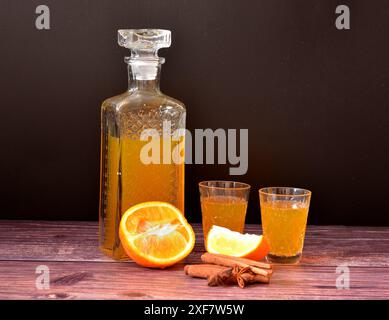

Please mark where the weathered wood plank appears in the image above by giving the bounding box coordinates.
[0,221,389,299]
[0,260,387,300]
[1,221,389,267]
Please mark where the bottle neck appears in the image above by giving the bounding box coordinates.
[127,59,162,92]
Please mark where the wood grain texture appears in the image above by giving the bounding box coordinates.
[0,221,388,300]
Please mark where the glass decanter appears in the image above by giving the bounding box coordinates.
[99,29,186,260]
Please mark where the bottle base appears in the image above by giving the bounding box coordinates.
[99,246,130,261]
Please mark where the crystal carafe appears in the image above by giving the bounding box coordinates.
[99,29,186,260]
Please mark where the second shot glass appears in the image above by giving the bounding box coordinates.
[259,187,312,264]
[199,181,251,243]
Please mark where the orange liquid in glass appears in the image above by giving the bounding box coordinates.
[201,195,247,240]
[261,200,308,257]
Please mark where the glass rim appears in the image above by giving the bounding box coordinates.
[199,180,251,191]
[259,186,312,197]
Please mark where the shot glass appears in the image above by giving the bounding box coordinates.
[199,181,251,243]
[259,187,312,264]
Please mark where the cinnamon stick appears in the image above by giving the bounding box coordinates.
[201,253,272,277]
[202,253,272,269]
[184,264,227,278]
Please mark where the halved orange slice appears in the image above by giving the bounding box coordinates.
[206,225,269,261]
[119,201,195,268]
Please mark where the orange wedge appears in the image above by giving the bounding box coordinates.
[119,201,195,268]
[206,226,269,261]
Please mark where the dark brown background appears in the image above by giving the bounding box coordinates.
[0,0,388,225]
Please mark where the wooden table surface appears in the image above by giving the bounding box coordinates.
[0,220,388,300]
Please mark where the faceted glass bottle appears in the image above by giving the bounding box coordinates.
[99,29,186,260]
